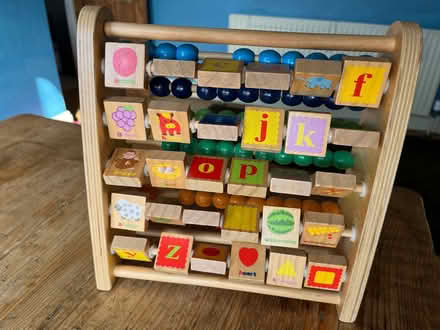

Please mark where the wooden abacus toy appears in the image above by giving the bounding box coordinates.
[78,6,422,323]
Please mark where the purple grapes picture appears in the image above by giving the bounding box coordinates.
[112,106,137,132]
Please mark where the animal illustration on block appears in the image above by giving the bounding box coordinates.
[297,77,332,89]
[103,148,146,187]
[157,112,181,138]
[110,193,146,232]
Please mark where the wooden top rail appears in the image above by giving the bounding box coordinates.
[104,22,396,53]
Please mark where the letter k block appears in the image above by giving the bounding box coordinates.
[285,111,331,157]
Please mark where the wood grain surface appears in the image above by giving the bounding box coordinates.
[0,115,438,329]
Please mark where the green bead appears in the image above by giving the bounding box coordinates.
[193,108,212,121]
[238,112,244,121]
[215,141,235,158]
[313,150,334,168]
[274,150,294,165]
[331,118,361,130]
[218,110,236,117]
[234,143,253,158]
[294,154,313,166]
[255,151,274,161]
[180,137,198,154]
[197,139,217,156]
[161,141,179,151]
[333,150,354,169]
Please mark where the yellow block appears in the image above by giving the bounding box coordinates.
[242,108,281,147]
[224,205,258,232]
[277,261,297,277]
[114,248,151,262]
[315,270,335,285]
[199,58,242,72]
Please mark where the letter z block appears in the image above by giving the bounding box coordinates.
[266,248,307,289]
[227,158,269,198]
[304,254,347,291]
[185,155,228,193]
[154,233,193,275]
[197,58,244,89]
[145,150,186,189]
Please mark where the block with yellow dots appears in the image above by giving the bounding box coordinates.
[221,204,259,243]
[300,211,345,248]
[304,254,347,291]
[266,247,306,289]
[111,235,151,262]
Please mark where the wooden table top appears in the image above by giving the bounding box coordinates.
[0,115,438,330]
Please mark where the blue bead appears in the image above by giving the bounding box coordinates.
[281,51,304,67]
[238,85,258,103]
[147,42,156,59]
[171,78,192,99]
[349,106,366,111]
[306,52,328,60]
[218,88,238,102]
[176,44,198,61]
[232,48,255,64]
[329,53,345,61]
[325,97,344,110]
[260,89,281,104]
[149,76,170,97]
[156,43,176,59]
[259,50,281,64]
[302,95,326,107]
[360,54,373,57]
[281,91,302,106]
[197,86,217,100]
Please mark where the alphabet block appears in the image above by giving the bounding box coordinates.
[105,42,145,89]
[104,97,147,141]
[285,111,331,157]
[335,57,392,108]
[229,242,266,285]
[145,202,183,226]
[182,209,221,227]
[266,248,307,289]
[300,211,345,248]
[227,158,269,198]
[269,167,312,196]
[111,193,146,232]
[261,206,301,248]
[311,171,356,197]
[191,243,230,275]
[329,128,380,149]
[145,150,186,189]
[185,155,228,193]
[241,107,285,152]
[291,59,342,97]
[245,63,291,90]
[151,59,196,78]
[197,114,240,141]
[197,58,244,89]
[154,233,193,275]
[148,100,191,144]
[221,204,259,243]
[111,235,151,262]
[103,148,146,187]
[304,254,347,291]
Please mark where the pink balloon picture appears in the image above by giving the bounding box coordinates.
[113,47,138,77]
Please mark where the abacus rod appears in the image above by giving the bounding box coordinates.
[104,22,396,53]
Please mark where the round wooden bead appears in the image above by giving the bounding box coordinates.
[149,76,170,97]
[333,150,354,169]
[284,198,302,209]
[274,149,294,165]
[195,191,213,207]
[329,53,345,61]
[197,139,217,156]
[281,91,302,106]
[238,85,259,103]
[197,86,217,100]
[212,193,230,209]
[302,199,321,213]
[259,50,281,64]
[232,48,255,64]
[265,196,284,207]
[246,197,265,214]
[325,96,344,110]
[281,51,304,67]
[233,144,253,158]
[255,151,274,161]
[179,190,195,206]
[218,88,238,102]
[229,195,247,205]
[171,78,192,99]
[216,141,235,158]
[302,95,325,107]
[313,150,333,168]
[294,154,313,166]
[260,89,281,104]
[321,201,341,214]
[176,44,198,61]
[306,52,328,60]
[156,42,176,59]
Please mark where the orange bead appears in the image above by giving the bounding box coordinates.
[228,195,247,205]
[265,196,284,207]
[283,198,302,209]
[321,201,341,214]
[212,193,230,209]
[246,197,265,214]
[179,189,195,206]
[302,199,321,213]
[194,191,213,208]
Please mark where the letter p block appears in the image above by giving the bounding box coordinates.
[227,158,269,198]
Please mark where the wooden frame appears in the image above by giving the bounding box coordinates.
[78,6,422,323]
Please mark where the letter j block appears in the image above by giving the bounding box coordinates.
[285,111,331,157]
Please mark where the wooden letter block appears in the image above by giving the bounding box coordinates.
[197,114,240,141]
[311,172,356,197]
[285,111,331,157]
[241,107,285,152]
[154,233,193,275]
[266,248,307,288]
[185,155,228,193]
[191,243,229,275]
[229,242,266,285]
[104,97,147,141]
[335,57,392,108]
[145,150,186,189]
[269,167,312,196]
[245,63,291,90]
[103,148,146,187]
[105,42,145,89]
[145,202,183,226]
[330,128,380,149]
[182,209,221,227]
[152,59,196,78]
[300,211,345,248]
[304,254,347,291]
[221,205,259,243]
[148,100,191,144]
[197,58,244,89]
[227,158,269,198]
[111,235,151,262]
[261,206,301,248]
[111,193,146,232]
[291,59,342,97]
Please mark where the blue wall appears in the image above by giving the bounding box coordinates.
[0,0,65,120]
